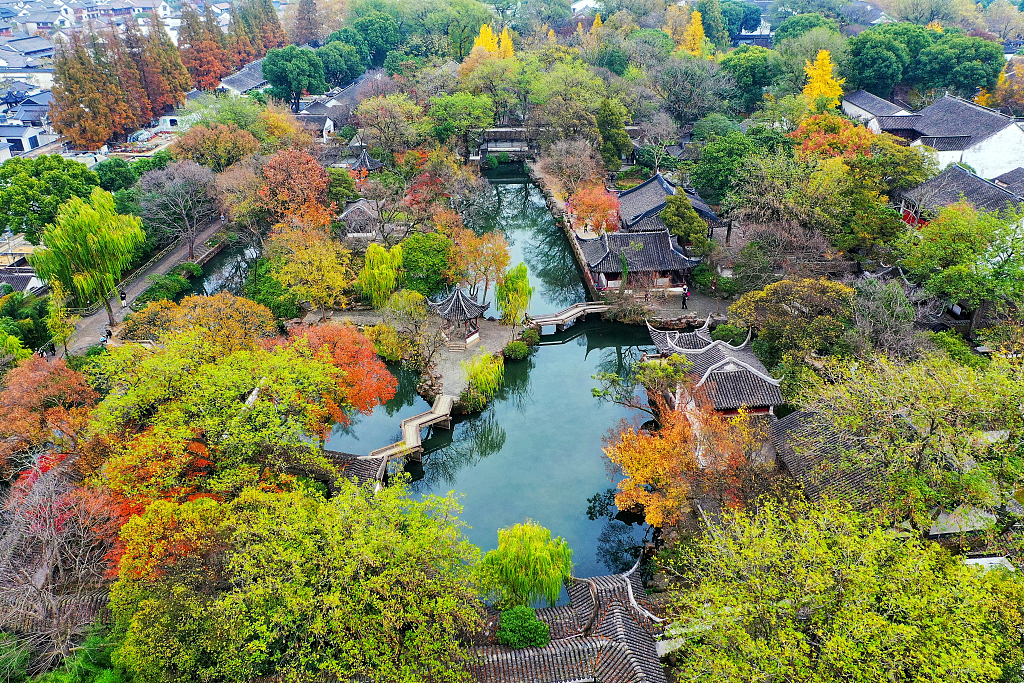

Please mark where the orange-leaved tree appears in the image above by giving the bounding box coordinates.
[788,113,875,160]
[288,323,397,422]
[259,149,335,229]
[603,405,699,528]
[448,227,510,303]
[604,399,770,527]
[0,356,98,481]
[568,185,620,234]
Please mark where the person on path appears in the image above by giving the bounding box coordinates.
[120,290,127,309]
[681,284,689,309]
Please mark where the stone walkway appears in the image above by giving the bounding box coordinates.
[66,219,226,355]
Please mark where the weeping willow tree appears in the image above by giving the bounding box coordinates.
[30,187,144,327]
[480,520,573,608]
[357,243,403,309]
[461,349,504,398]
[496,262,534,336]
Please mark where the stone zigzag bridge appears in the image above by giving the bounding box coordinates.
[330,303,611,486]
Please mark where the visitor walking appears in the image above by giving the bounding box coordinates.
[120,290,127,309]
[681,284,689,309]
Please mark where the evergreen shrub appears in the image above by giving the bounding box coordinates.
[497,606,551,649]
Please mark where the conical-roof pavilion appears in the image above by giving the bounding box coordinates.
[430,287,488,322]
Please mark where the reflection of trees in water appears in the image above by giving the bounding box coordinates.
[464,181,586,309]
[587,486,652,575]
[410,410,507,491]
[594,344,648,385]
[192,246,258,297]
[493,352,534,414]
[520,216,587,308]
[383,366,422,416]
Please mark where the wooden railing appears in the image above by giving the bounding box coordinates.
[368,394,457,460]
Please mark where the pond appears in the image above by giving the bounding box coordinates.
[190,164,655,580]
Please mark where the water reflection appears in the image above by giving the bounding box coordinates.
[587,487,652,575]
[410,411,508,489]
[183,244,257,298]
[471,168,587,314]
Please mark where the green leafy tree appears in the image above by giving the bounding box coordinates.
[662,193,708,248]
[29,188,144,327]
[804,354,1024,527]
[720,45,780,111]
[690,131,758,204]
[326,167,358,205]
[497,606,551,648]
[357,243,403,308]
[326,27,370,63]
[728,277,856,371]
[45,281,79,356]
[772,12,839,41]
[720,0,763,40]
[900,201,1024,316]
[351,11,401,66]
[262,44,327,111]
[94,158,139,193]
[696,0,730,46]
[480,521,572,608]
[912,35,1005,97]
[317,40,364,86]
[243,258,301,319]
[0,156,99,244]
[495,262,534,335]
[401,232,453,296]
[662,498,1024,682]
[428,92,495,162]
[596,97,632,169]
[110,483,482,683]
[849,30,909,97]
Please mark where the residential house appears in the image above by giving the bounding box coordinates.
[841,89,910,131]
[616,172,725,236]
[9,89,50,126]
[293,112,334,143]
[875,94,1024,178]
[646,317,785,415]
[898,163,1022,225]
[0,122,54,152]
[220,57,267,95]
[839,0,893,34]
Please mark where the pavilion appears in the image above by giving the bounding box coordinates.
[430,287,488,350]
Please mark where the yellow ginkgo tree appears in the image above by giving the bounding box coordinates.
[474,23,499,52]
[680,10,706,56]
[802,49,845,109]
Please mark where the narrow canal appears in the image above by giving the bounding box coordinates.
[187,165,654,579]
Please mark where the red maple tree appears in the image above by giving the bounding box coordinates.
[288,323,398,423]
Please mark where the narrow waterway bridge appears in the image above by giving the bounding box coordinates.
[326,394,458,489]
[530,302,610,332]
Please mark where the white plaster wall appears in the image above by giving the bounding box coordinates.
[961,125,1024,178]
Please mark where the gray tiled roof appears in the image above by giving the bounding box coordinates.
[994,166,1024,195]
[220,57,266,93]
[430,287,487,322]
[771,410,877,507]
[646,323,783,411]
[843,89,906,116]
[918,135,972,151]
[469,562,666,683]
[700,370,783,411]
[881,95,1016,148]
[877,114,920,131]
[576,230,700,274]
[617,173,675,226]
[901,163,1021,214]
